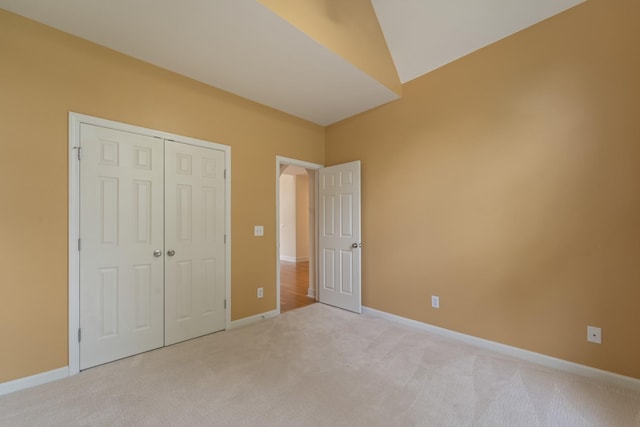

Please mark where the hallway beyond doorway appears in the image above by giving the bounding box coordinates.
[280,261,315,313]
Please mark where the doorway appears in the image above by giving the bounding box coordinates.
[275,157,363,315]
[276,157,321,313]
[279,167,312,312]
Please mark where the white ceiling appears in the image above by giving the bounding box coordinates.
[371,0,585,83]
[0,0,585,125]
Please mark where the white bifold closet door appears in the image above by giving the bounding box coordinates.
[79,124,225,370]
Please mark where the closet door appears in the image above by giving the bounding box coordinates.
[79,124,164,369]
[164,140,226,345]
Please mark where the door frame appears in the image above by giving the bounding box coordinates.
[68,112,231,375]
[275,156,322,313]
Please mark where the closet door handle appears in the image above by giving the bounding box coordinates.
[153,249,162,257]
[167,250,176,257]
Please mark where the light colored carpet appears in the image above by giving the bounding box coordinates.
[1,303,639,426]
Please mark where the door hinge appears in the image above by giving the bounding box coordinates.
[224,299,227,309]
[224,169,226,179]
[224,234,226,244]
[76,147,82,160]
[78,238,81,251]
[78,328,81,342]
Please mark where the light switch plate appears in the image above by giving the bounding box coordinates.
[254,225,264,236]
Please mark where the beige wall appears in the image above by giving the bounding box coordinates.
[0,10,324,383]
[296,174,310,260]
[326,0,640,379]
[279,173,309,262]
[279,174,297,260]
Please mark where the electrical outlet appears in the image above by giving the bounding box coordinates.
[254,225,264,236]
[587,326,601,344]
[431,295,440,309]
[257,287,264,299]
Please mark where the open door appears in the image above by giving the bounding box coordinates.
[318,161,362,313]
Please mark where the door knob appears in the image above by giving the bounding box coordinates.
[153,249,162,257]
[167,250,176,257]
[351,243,362,248]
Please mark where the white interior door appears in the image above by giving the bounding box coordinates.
[79,124,164,369]
[164,140,226,345]
[318,161,362,313]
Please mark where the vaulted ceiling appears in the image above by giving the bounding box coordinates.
[0,0,585,125]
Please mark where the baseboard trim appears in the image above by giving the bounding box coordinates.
[228,309,279,330]
[0,366,69,396]
[280,256,309,263]
[362,306,640,393]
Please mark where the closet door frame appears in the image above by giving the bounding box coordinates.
[68,112,231,376]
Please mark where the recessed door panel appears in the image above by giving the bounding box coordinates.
[323,195,335,236]
[134,146,152,170]
[133,264,151,330]
[340,250,353,295]
[340,194,353,237]
[133,180,151,244]
[177,261,193,320]
[203,187,217,241]
[323,248,336,291]
[99,267,119,338]
[99,140,119,166]
[100,177,119,245]
[176,185,193,242]
[203,258,217,314]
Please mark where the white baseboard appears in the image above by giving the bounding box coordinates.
[362,306,640,393]
[0,366,69,396]
[307,287,316,298]
[228,309,279,330]
[280,256,309,263]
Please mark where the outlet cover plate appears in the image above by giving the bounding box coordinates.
[431,295,440,309]
[254,225,264,236]
[587,326,601,344]
[257,287,264,298]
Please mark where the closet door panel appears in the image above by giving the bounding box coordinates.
[164,141,226,345]
[79,124,164,369]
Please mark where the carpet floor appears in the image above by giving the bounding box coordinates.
[1,303,639,426]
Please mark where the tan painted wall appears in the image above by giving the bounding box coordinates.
[0,10,324,383]
[326,0,640,379]
[279,174,297,260]
[258,0,401,96]
[296,174,310,260]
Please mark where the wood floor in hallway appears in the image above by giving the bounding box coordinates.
[280,261,315,313]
